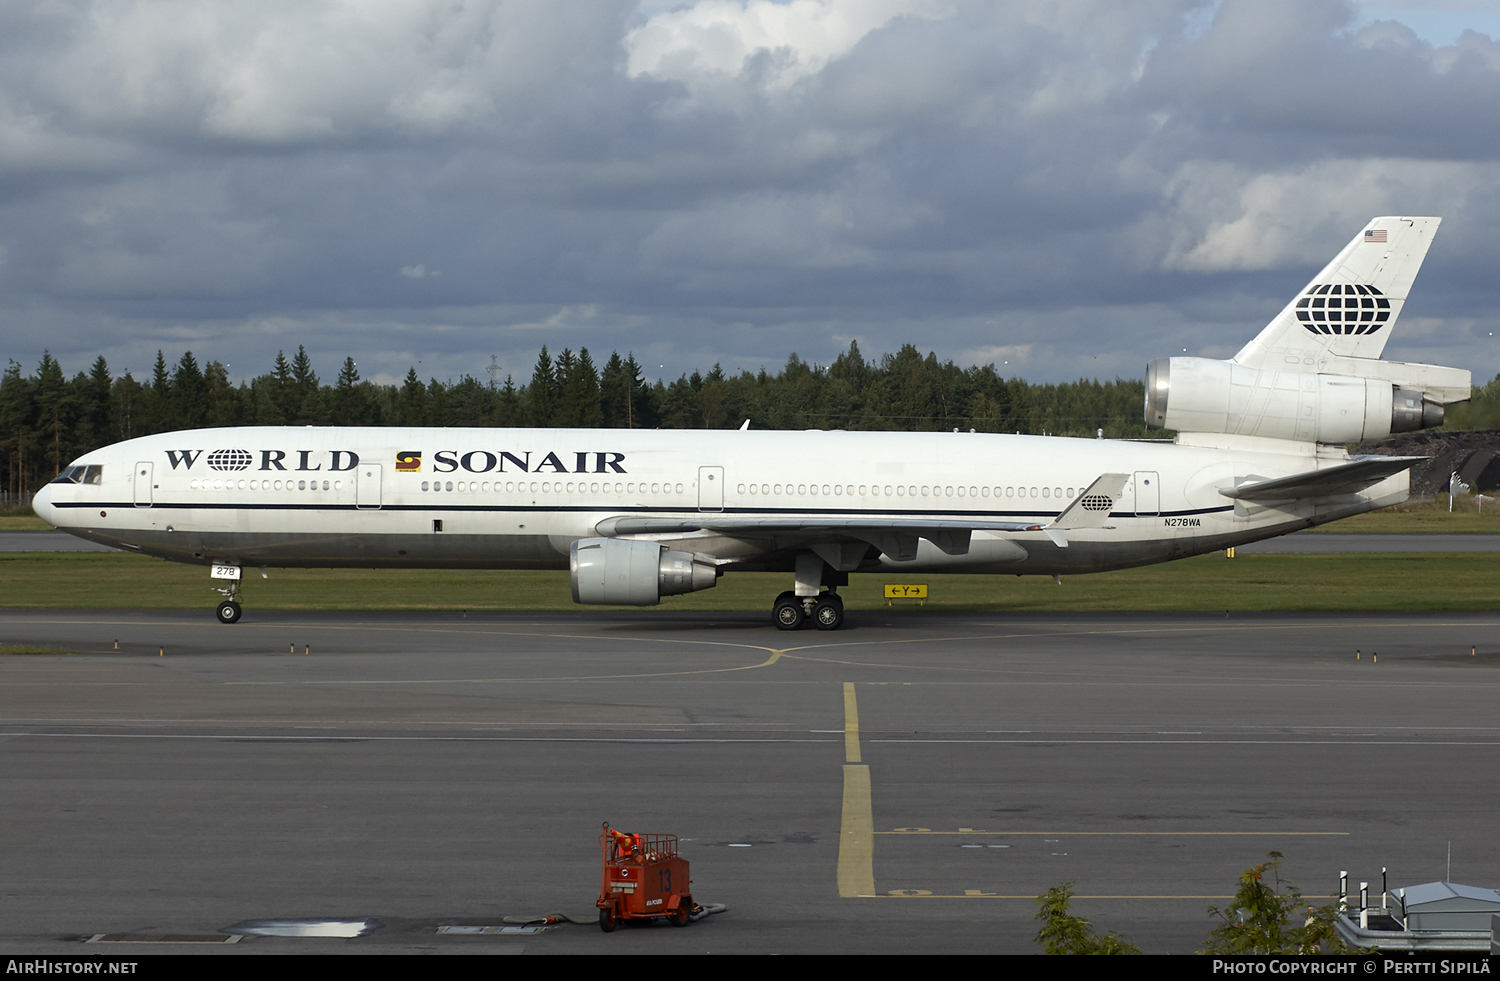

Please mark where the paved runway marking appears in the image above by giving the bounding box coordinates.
[844,682,861,764]
[870,738,1500,745]
[772,651,1500,685]
[222,647,787,685]
[838,682,876,898]
[878,893,1235,899]
[772,617,1500,653]
[0,731,834,744]
[878,830,1348,836]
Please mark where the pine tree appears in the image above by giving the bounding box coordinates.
[84,356,112,448]
[35,351,71,475]
[331,357,363,425]
[271,351,295,422]
[172,352,207,428]
[399,368,428,426]
[601,352,630,428]
[526,346,556,427]
[203,361,239,427]
[555,348,602,428]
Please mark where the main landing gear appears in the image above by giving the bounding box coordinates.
[772,589,844,631]
[772,552,850,631]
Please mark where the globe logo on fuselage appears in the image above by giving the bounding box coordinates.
[207,449,254,471]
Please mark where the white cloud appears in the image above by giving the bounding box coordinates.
[1157,158,1484,272]
[19,0,609,144]
[623,0,948,91]
[3,0,1500,387]
[507,304,605,331]
[963,343,1034,365]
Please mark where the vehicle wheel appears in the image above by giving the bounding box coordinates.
[671,896,691,927]
[773,596,804,630]
[216,600,242,624]
[599,905,617,932]
[813,596,843,631]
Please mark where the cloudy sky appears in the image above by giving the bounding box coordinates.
[3,0,1499,389]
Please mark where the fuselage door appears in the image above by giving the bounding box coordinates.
[1133,471,1160,517]
[133,461,153,507]
[698,466,724,512]
[356,464,383,510]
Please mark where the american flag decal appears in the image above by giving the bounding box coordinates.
[1364,229,1387,243]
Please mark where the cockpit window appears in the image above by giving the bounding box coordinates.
[50,465,103,485]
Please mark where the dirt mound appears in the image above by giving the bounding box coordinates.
[1353,430,1500,498]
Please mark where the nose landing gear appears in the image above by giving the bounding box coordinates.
[212,566,244,624]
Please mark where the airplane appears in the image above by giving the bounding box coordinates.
[33,216,1470,630]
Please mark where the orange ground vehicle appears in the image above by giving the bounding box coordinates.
[596,823,692,931]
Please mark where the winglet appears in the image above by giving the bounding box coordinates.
[1050,474,1130,530]
[1039,473,1129,548]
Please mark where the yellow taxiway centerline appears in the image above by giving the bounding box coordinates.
[837,682,876,898]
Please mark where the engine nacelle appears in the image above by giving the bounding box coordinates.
[569,538,718,606]
[1145,357,1444,443]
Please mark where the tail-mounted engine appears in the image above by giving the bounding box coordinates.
[1145,357,1454,443]
[570,538,718,606]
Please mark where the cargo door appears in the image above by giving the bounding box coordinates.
[356,464,382,510]
[1133,471,1159,517]
[698,466,723,511]
[133,461,153,507]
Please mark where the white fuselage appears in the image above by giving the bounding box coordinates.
[33,426,1406,577]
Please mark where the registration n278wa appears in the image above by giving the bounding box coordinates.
[35,217,1468,630]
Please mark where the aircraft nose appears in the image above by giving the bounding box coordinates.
[31,485,60,527]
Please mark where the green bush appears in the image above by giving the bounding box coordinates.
[1033,883,1140,955]
[1201,853,1354,955]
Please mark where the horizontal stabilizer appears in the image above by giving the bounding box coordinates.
[1218,456,1423,502]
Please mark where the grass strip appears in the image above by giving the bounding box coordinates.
[0,551,1496,613]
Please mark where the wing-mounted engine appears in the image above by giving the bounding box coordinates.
[570,538,718,606]
[1145,356,1465,444]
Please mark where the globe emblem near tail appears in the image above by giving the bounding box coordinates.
[1295,283,1391,336]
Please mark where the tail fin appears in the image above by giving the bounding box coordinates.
[1233,217,1440,369]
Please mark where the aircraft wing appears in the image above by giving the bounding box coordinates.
[596,514,1042,560]
[1218,456,1424,502]
[595,473,1131,559]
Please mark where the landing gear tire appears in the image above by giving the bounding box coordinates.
[813,595,844,631]
[773,595,805,631]
[215,600,242,625]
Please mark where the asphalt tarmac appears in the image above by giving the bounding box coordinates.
[3,608,1499,955]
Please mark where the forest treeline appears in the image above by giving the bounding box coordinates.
[7,339,1498,498]
[3,341,1154,496]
